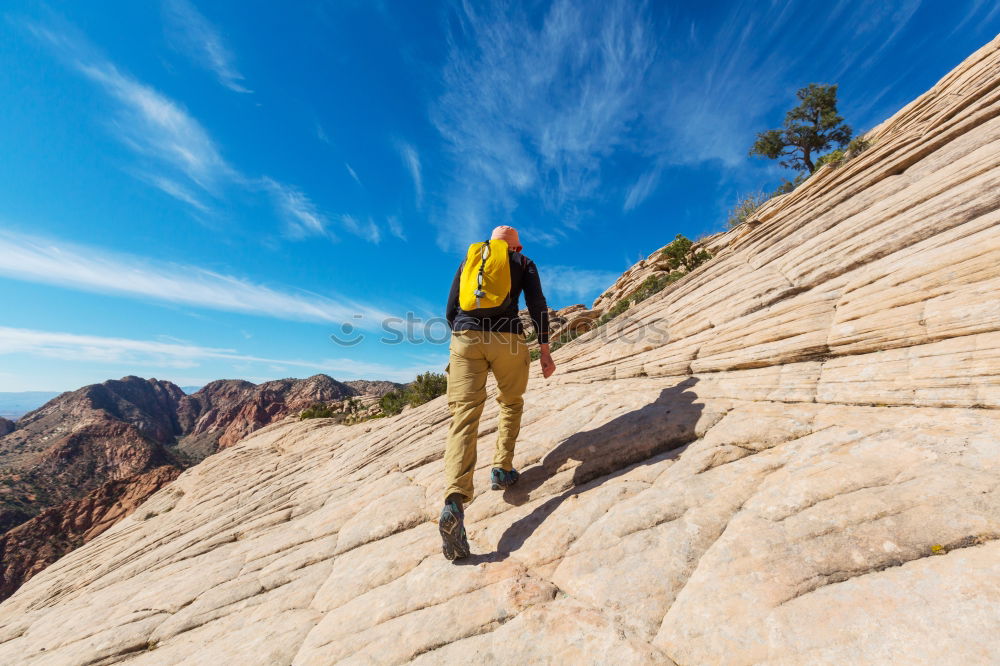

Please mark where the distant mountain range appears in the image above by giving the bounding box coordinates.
[0,374,401,601]
[0,391,61,420]
[0,386,206,420]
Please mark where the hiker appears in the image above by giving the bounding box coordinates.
[438,225,556,560]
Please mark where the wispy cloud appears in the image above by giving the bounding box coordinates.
[398,142,423,207]
[27,18,337,241]
[519,227,566,247]
[430,0,950,243]
[0,326,444,382]
[387,216,406,241]
[649,1,932,168]
[853,1,923,72]
[623,166,661,212]
[28,19,231,193]
[26,19,235,194]
[0,231,393,326]
[260,177,331,238]
[432,0,654,247]
[340,215,381,244]
[315,122,331,145]
[539,265,620,304]
[138,173,213,213]
[345,162,363,186]
[162,0,251,93]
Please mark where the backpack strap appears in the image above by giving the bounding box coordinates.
[474,239,490,307]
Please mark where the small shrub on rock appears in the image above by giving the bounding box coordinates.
[379,391,408,416]
[846,136,871,157]
[408,372,448,405]
[726,174,808,229]
[661,234,712,272]
[814,136,872,170]
[300,403,334,419]
[380,372,448,416]
[591,237,711,332]
[815,148,845,168]
[726,191,771,228]
[772,174,805,195]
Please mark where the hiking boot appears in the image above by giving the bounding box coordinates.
[439,497,470,561]
[490,467,520,491]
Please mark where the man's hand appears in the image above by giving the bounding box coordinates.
[538,343,556,378]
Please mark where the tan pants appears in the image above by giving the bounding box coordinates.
[444,330,530,503]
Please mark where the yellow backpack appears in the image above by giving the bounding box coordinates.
[459,239,513,316]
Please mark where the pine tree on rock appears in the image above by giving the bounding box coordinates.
[750,83,852,174]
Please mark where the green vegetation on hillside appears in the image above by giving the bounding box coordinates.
[299,403,335,419]
[300,397,365,424]
[379,372,448,416]
[528,234,714,364]
[593,235,713,326]
[660,234,712,272]
[300,374,448,422]
[814,136,872,169]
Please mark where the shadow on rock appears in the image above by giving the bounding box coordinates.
[474,377,703,563]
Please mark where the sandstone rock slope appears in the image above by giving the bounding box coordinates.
[2,36,1000,665]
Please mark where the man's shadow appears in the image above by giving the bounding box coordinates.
[459,377,703,564]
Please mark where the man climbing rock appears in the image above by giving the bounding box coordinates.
[438,225,556,561]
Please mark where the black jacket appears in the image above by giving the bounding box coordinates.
[446,251,550,343]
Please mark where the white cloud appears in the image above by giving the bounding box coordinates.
[139,173,212,212]
[162,0,251,93]
[539,265,620,304]
[398,143,423,207]
[623,166,661,212]
[316,122,331,144]
[28,19,232,194]
[345,162,363,186]
[28,20,339,242]
[519,227,565,247]
[387,216,406,241]
[340,215,381,244]
[363,218,382,244]
[432,0,654,247]
[0,326,444,382]
[649,1,931,168]
[853,1,923,72]
[79,57,234,192]
[260,177,331,238]
[0,231,394,327]
[0,326,214,368]
[429,0,941,240]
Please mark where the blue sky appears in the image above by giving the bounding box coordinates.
[0,0,997,392]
